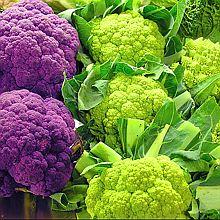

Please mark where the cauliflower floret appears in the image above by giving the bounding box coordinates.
[0,0,80,99]
[89,73,168,149]
[0,90,79,197]
[89,11,165,66]
[212,122,220,143]
[182,38,220,100]
[85,156,192,219]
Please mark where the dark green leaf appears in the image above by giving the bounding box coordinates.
[191,73,220,105]
[141,5,174,36]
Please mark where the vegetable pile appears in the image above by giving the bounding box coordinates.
[0,0,220,219]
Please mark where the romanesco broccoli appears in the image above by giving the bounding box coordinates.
[181,38,220,99]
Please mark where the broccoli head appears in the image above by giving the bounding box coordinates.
[89,73,168,150]
[0,0,80,99]
[212,122,220,143]
[0,90,79,197]
[85,155,192,219]
[181,38,220,100]
[89,11,165,66]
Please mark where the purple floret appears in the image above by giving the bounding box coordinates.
[0,0,80,99]
[0,89,79,197]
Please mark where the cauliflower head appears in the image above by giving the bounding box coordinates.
[182,38,220,99]
[0,90,79,197]
[89,73,168,149]
[212,122,220,143]
[89,11,165,66]
[85,155,192,219]
[0,0,80,99]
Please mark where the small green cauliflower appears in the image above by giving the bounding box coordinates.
[89,11,165,66]
[0,0,18,9]
[85,155,192,219]
[89,73,168,149]
[212,122,220,143]
[181,38,220,99]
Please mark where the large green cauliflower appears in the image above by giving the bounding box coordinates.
[85,155,192,219]
[181,38,220,99]
[212,122,220,143]
[89,73,168,149]
[89,11,165,66]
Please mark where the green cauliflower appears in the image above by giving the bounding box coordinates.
[85,155,192,219]
[89,73,168,149]
[180,0,220,43]
[181,38,220,99]
[89,11,165,66]
[212,122,220,143]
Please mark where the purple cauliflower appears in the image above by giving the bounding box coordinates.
[0,89,79,197]
[0,0,80,99]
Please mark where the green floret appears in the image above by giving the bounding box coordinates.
[89,73,168,149]
[212,122,220,143]
[181,38,220,99]
[89,11,165,66]
[85,155,192,219]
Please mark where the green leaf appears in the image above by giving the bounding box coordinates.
[78,62,113,110]
[76,209,92,219]
[141,5,174,36]
[164,36,183,65]
[189,97,220,142]
[174,91,195,118]
[58,9,76,23]
[191,73,220,105]
[168,0,187,37]
[50,193,78,211]
[73,14,92,48]
[160,121,200,156]
[196,185,220,212]
[81,162,113,177]
[118,118,145,158]
[134,100,182,158]
[173,158,210,172]
[62,71,88,121]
